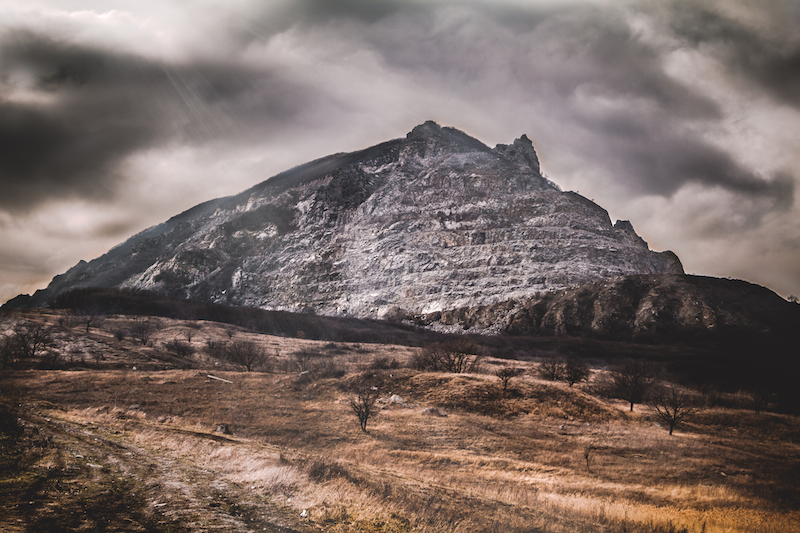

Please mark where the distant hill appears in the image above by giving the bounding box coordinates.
[417,274,799,344]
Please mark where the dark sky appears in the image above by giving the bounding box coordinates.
[2,0,799,302]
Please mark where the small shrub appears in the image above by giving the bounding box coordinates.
[35,350,64,370]
[204,341,229,360]
[369,356,401,371]
[411,340,483,373]
[312,359,346,379]
[0,402,24,447]
[293,349,320,373]
[163,339,196,356]
[307,459,353,482]
[495,367,525,391]
[224,340,268,371]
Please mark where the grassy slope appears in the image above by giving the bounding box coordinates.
[1,310,799,533]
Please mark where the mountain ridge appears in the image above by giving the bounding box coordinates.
[9,121,683,317]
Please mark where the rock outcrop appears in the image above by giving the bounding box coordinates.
[15,121,682,317]
[416,274,800,343]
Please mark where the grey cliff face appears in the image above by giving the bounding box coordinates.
[25,121,683,317]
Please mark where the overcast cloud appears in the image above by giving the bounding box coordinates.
[1,0,799,303]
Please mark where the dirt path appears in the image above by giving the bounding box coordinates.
[2,403,317,533]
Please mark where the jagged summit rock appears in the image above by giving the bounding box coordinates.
[16,121,683,318]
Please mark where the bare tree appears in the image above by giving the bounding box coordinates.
[562,358,590,387]
[495,367,525,392]
[293,349,318,373]
[226,340,267,372]
[537,356,565,381]
[130,317,155,346]
[78,306,101,333]
[583,444,596,473]
[1,323,54,369]
[650,383,699,435]
[412,340,483,373]
[57,309,75,329]
[748,388,772,414]
[609,360,659,412]
[349,380,380,432]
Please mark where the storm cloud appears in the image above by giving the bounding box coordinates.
[1,0,799,301]
[0,28,317,211]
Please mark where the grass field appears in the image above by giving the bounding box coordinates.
[1,310,798,532]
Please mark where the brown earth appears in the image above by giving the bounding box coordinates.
[2,309,799,533]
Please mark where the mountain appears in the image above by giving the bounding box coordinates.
[12,121,683,317]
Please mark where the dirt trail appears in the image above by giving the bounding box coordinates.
[3,404,317,533]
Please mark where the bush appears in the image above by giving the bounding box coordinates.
[350,379,380,432]
[495,367,525,391]
[411,340,483,373]
[307,459,354,483]
[0,402,24,447]
[210,340,269,372]
[163,339,196,356]
[1,323,54,369]
[537,356,565,381]
[204,341,225,357]
[369,356,401,371]
[129,317,155,346]
[562,358,590,387]
[311,359,346,379]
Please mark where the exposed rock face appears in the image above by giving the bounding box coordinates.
[19,121,682,317]
[419,274,800,343]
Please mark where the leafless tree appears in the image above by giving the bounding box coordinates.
[748,388,772,414]
[562,358,590,387]
[57,309,75,329]
[650,383,699,435]
[583,444,596,473]
[79,307,101,333]
[226,340,267,372]
[609,360,659,412]
[1,323,54,368]
[412,340,483,373]
[349,380,380,432]
[130,317,155,346]
[495,367,525,392]
[293,349,318,373]
[537,356,565,381]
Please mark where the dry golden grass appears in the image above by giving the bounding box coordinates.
[2,310,799,532]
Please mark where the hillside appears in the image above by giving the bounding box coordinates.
[1,309,799,533]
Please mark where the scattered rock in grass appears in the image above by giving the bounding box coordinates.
[214,423,232,435]
[389,394,407,406]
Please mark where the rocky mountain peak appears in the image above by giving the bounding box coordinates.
[14,122,684,318]
[403,120,491,160]
[493,134,541,175]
